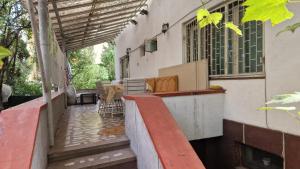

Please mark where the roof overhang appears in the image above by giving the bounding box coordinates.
[29,0,147,51]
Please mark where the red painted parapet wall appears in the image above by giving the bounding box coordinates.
[0,92,65,169]
[124,95,206,169]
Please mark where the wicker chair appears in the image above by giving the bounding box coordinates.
[96,81,124,117]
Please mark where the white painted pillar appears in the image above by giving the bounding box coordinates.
[114,45,121,81]
[37,0,55,146]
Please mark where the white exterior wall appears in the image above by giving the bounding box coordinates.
[115,1,300,136]
[115,0,220,79]
[162,94,224,140]
[31,109,48,169]
[125,100,164,169]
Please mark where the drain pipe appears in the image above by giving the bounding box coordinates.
[27,0,55,146]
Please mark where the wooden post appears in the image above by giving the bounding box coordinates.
[28,0,55,146]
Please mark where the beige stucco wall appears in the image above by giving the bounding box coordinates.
[115,1,300,136]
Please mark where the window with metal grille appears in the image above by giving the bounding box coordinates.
[184,0,264,77]
[184,18,201,63]
[120,55,129,79]
[210,0,264,76]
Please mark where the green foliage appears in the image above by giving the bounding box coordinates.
[69,46,110,89]
[0,46,11,57]
[72,64,108,89]
[197,0,299,36]
[242,0,294,26]
[225,22,243,36]
[196,9,242,35]
[0,46,11,68]
[258,106,296,111]
[196,9,223,28]
[259,92,300,121]
[13,81,42,96]
[100,43,115,81]
[267,92,300,105]
[11,59,42,96]
[277,22,300,36]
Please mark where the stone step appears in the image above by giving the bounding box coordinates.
[47,148,137,169]
[48,136,130,163]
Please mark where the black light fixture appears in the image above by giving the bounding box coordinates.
[140,9,148,15]
[130,19,138,25]
[162,23,169,34]
[126,48,131,55]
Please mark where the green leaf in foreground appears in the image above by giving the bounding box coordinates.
[0,46,11,57]
[225,22,242,36]
[0,46,12,69]
[242,0,294,26]
[277,22,300,36]
[197,9,223,28]
[267,92,300,105]
[258,106,296,111]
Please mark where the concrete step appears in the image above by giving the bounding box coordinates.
[47,148,137,169]
[48,136,130,162]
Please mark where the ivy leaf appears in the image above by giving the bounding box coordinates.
[197,9,210,21]
[197,8,223,28]
[225,22,243,36]
[277,22,300,36]
[242,0,294,26]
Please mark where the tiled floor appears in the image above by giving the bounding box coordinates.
[53,104,125,150]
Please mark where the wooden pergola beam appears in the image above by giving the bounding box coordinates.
[51,5,138,25]
[51,0,66,50]
[65,32,119,44]
[66,34,117,46]
[80,0,98,49]
[48,0,118,13]
[59,27,123,41]
[66,38,113,50]
[67,38,112,49]
[51,0,142,20]
[57,24,123,41]
[33,0,74,5]
[56,16,130,33]
[52,11,133,29]
[56,20,126,35]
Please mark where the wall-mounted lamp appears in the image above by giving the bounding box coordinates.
[162,23,169,34]
[130,19,138,25]
[140,9,148,15]
[126,48,131,55]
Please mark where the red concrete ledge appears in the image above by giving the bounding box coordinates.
[0,92,64,169]
[124,95,206,169]
[152,88,225,97]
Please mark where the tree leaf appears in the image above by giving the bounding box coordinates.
[210,12,223,26]
[225,22,243,36]
[267,92,300,104]
[0,46,12,69]
[242,0,294,26]
[0,46,11,58]
[197,9,210,21]
[197,8,223,28]
[258,106,296,111]
[277,22,300,36]
[258,107,274,111]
